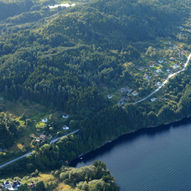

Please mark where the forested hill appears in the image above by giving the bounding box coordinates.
[0,0,187,114]
[44,0,181,46]
[2,0,191,183]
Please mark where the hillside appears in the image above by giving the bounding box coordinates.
[0,0,186,112]
[1,0,191,188]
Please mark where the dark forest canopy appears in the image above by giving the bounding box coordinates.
[0,0,188,113]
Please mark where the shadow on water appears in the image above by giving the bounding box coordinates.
[71,116,191,167]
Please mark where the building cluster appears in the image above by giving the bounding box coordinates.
[117,87,139,106]
[0,180,21,190]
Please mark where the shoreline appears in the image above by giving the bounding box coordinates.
[70,53,191,166]
[70,114,191,166]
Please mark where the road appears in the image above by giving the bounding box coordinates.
[0,130,79,169]
[134,53,191,104]
[1,55,191,169]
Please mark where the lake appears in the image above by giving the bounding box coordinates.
[75,118,191,191]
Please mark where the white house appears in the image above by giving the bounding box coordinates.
[42,118,48,123]
[166,69,171,74]
[151,98,157,102]
[62,114,69,119]
[156,82,161,87]
[158,59,164,64]
[63,125,70,130]
[107,95,113,99]
[132,91,138,96]
[172,64,179,70]
[155,69,162,74]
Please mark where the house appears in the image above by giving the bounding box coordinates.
[155,69,162,74]
[170,57,175,61]
[138,67,144,71]
[63,125,69,130]
[132,91,138,96]
[5,180,10,187]
[172,64,179,70]
[107,95,113,99]
[120,87,130,93]
[158,59,164,64]
[62,114,69,119]
[166,69,171,73]
[1,181,20,190]
[35,138,40,143]
[11,180,21,190]
[151,98,157,102]
[40,134,46,141]
[166,69,171,74]
[2,181,11,190]
[41,118,48,123]
[156,82,161,87]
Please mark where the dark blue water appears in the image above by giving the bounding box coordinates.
[75,119,191,191]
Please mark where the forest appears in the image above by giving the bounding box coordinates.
[1,0,191,189]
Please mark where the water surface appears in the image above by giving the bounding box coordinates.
[75,119,191,191]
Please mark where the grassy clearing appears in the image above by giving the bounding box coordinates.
[0,98,67,164]
[55,182,74,191]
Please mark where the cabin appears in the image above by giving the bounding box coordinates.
[132,91,138,96]
[151,98,157,102]
[41,118,48,123]
[35,138,40,143]
[166,69,171,74]
[62,114,69,119]
[155,69,162,74]
[158,59,164,64]
[63,125,70,130]
[172,64,179,70]
[120,87,129,93]
[170,57,175,61]
[107,95,113,99]
[156,82,161,87]
[1,180,21,191]
[138,67,144,71]
[40,134,46,141]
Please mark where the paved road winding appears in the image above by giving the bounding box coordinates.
[134,53,191,104]
[0,130,79,169]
